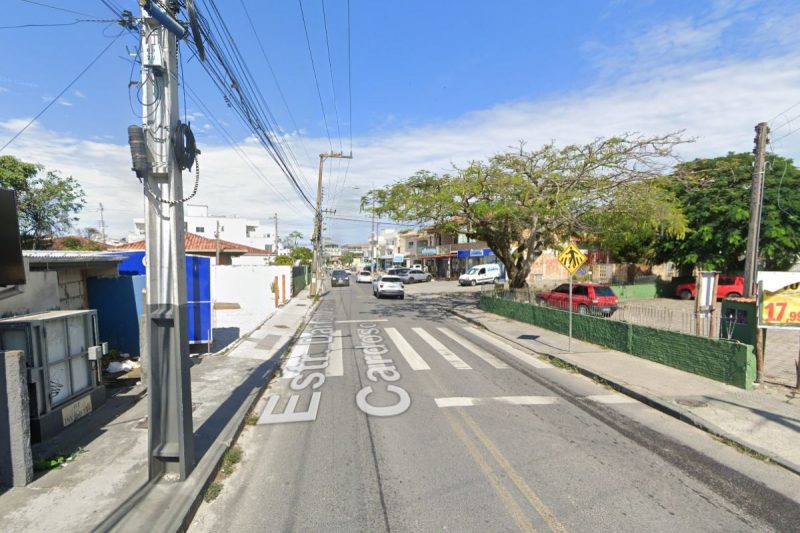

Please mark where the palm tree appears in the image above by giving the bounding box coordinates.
[287,230,303,248]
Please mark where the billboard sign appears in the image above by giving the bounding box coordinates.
[757,271,800,329]
[0,189,26,286]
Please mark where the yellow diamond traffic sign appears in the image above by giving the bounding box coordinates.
[558,243,587,274]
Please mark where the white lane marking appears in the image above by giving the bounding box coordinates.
[437,327,510,369]
[465,327,552,369]
[336,319,389,323]
[413,328,472,370]
[385,327,430,370]
[325,330,344,377]
[435,396,558,407]
[280,342,310,379]
[585,394,638,404]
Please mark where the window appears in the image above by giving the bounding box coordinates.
[573,286,589,296]
[478,268,486,275]
[718,277,733,286]
[554,284,570,294]
[593,286,616,297]
[196,226,205,233]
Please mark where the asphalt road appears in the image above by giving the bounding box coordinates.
[190,280,800,532]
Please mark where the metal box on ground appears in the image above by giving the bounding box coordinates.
[0,310,106,442]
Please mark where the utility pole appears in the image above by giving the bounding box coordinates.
[744,122,769,297]
[132,2,195,481]
[371,194,376,269]
[311,152,352,295]
[99,203,107,244]
[273,212,279,255]
[215,220,221,266]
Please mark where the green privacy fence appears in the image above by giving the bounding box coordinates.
[480,294,756,389]
[292,266,310,296]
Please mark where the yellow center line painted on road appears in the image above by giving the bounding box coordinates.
[440,407,537,533]
[458,409,569,533]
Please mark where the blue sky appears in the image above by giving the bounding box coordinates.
[1,0,800,245]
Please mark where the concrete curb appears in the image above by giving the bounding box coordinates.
[450,308,800,479]
[101,295,322,533]
[172,295,323,531]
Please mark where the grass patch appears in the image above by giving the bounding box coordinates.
[244,410,259,425]
[204,481,223,502]
[712,435,772,463]
[203,445,244,502]
[540,354,580,374]
[33,447,86,472]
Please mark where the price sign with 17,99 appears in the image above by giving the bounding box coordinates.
[758,272,800,329]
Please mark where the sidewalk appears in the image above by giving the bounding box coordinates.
[0,289,316,533]
[451,304,800,476]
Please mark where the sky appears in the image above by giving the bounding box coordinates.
[1,0,800,246]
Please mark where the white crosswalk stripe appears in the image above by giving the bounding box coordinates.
[385,327,430,370]
[435,396,558,407]
[412,328,472,369]
[437,327,510,369]
[325,330,344,377]
[465,327,552,369]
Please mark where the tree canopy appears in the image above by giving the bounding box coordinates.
[0,155,86,249]
[365,133,687,287]
[275,255,295,266]
[290,246,313,265]
[654,152,800,271]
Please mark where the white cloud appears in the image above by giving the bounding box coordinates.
[58,100,72,107]
[2,45,799,245]
[73,90,86,99]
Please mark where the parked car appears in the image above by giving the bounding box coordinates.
[373,275,405,299]
[356,270,372,283]
[458,264,502,286]
[405,268,432,283]
[535,283,619,316]
[387,267,410,276]
[674,275,744,300]
[330,269,350,287]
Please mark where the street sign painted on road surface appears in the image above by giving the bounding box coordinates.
[558,243,587,274]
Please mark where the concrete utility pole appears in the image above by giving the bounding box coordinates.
[311,152,351,295]
[215,220,221,266]
[99,203,107,244]
[138,3,194,480]
[743,122,770,298]
[273,212,278,255]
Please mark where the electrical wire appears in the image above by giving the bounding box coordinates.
[297,0,333,152]
[0,28,126,154]
[238,0,315,166]
[21,0,99,18]
[321,0,342,152]
[187,0,317,209]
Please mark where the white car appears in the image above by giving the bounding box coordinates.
[356,270,372,283]
[373,275,405,299]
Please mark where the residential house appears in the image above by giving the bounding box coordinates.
[118,232,269,265]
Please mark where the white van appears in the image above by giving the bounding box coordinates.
[458,264,502,286]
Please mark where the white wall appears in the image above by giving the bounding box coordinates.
[0,271,59,318]
[212,265,292,316]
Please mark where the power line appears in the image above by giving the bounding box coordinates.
[21,0,99,18]
[297,0,333,152]
[186,0,316,209]
[237,0,315,167]
[0,28,125,153]
[321,0,343,152]
[347,0,352,152]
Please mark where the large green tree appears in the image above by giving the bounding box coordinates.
[366,134,687,287]
[654,152,800,271]
[0,155,86,249]
[290,246,313,265]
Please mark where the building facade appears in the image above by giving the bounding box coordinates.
[128,204,280,253]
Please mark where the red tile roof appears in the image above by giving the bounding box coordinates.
[117,232,268,255]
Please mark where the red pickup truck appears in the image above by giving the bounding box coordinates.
[535,283,619,316]
[674,275,744,300]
